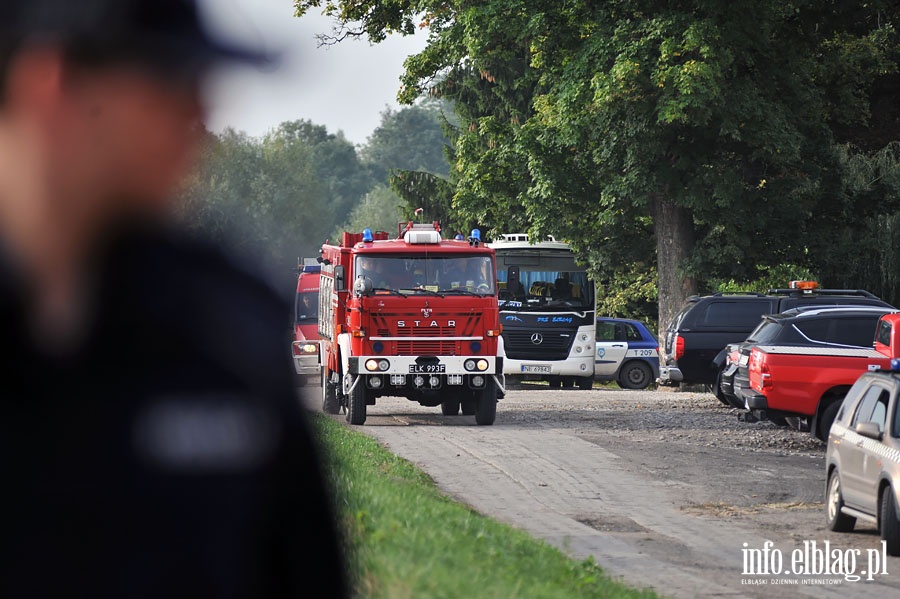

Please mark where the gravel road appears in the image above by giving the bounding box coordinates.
[301,384,900,598]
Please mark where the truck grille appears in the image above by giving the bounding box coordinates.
[379,327,459,356]
[502,329,574,361]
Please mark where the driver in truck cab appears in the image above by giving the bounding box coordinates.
[357,256,395,290]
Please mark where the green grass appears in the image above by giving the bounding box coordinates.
[313,414,659,599]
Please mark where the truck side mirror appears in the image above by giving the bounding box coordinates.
[334,265,346,292]
[507,266,520,296]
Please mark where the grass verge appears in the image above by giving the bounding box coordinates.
[313,413,659,599]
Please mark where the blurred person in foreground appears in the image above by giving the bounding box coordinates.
[0,1,347,597]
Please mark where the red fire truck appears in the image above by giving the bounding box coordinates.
[292,259,322,386]
[317,223,504,425]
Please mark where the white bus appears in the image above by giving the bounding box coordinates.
[489,234,596,389]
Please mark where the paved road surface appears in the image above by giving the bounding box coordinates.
[301,385,900,598]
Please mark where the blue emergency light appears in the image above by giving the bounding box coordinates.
[362,228,374,243]
[455,233,465,240]
[470,229,481,241]
[891,358,900,372]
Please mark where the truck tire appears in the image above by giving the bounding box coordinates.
[617,361,652,390]
[881,485,900,556]
[817,400,842,442]
[346,378,367,425]
[322,369,340,415]
[577,376,593,390]
[826,469,856,532]
[475,378,497,426]
[441,399,461,416]
[461,397,477,415]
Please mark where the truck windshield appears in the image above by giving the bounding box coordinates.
[497,268,594,311]
[355,255,496,295]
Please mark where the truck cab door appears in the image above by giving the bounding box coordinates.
[595,321,628,377]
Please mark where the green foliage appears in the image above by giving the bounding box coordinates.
[179,105,454,284]
[295,0,900,314]
[711,265,819,295]
[331,184,404,241]
[311,413,659,599]
[596,264,659,332]
[360,102,452,181]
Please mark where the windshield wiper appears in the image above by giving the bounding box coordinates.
[399,288,444,298]
[441,288,482,296]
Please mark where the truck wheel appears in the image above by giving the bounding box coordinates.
[881,485,900,556]
[562,377,575,388]
[475,378,497,426]
[441,399,461,416]
[461,397,477,415]
[322,369,340,415]
[577,376,593,390]
[346,378,367,425]
[826,469,856,532]
[617,361,652,390]
[817,400,841,442]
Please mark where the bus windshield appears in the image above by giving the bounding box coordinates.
[497,268,594,310]
[355,255,496,295]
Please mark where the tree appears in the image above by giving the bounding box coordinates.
[177,121,376,288]
[361,102,452,181]
[296,1,900,332]
[331,184,405,240]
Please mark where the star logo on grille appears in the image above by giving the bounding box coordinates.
[531,333,544,345]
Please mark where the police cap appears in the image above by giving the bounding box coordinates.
[0,0,270,79]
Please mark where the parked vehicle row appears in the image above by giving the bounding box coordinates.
[720,306,895,435]
[659,281,900,554]
[658,282,892,399]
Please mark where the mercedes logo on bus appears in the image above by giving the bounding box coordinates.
[530,333,544,345]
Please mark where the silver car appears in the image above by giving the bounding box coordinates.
[825,368,900,555]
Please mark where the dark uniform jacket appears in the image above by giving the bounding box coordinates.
[0,227,347,598]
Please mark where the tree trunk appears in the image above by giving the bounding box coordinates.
[653,194,697,341]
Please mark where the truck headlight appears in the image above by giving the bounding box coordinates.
[365,359,390,372]
[293,342,318,356]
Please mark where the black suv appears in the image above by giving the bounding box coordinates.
[719,305,895,416]
[658,286,894,399]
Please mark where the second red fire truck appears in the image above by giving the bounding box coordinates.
[317,223,504,425]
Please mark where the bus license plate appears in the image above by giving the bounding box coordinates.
[409,364,446,374]
[522,364,551,374]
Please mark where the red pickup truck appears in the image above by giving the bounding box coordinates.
[740,312,900,440]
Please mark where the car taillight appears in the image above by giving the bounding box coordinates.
[748,348,772,390]
[727,348,739,366]
[674,335,685,361]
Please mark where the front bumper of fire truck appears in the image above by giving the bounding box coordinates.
[292,340,322,376]
[347,355,504,393]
